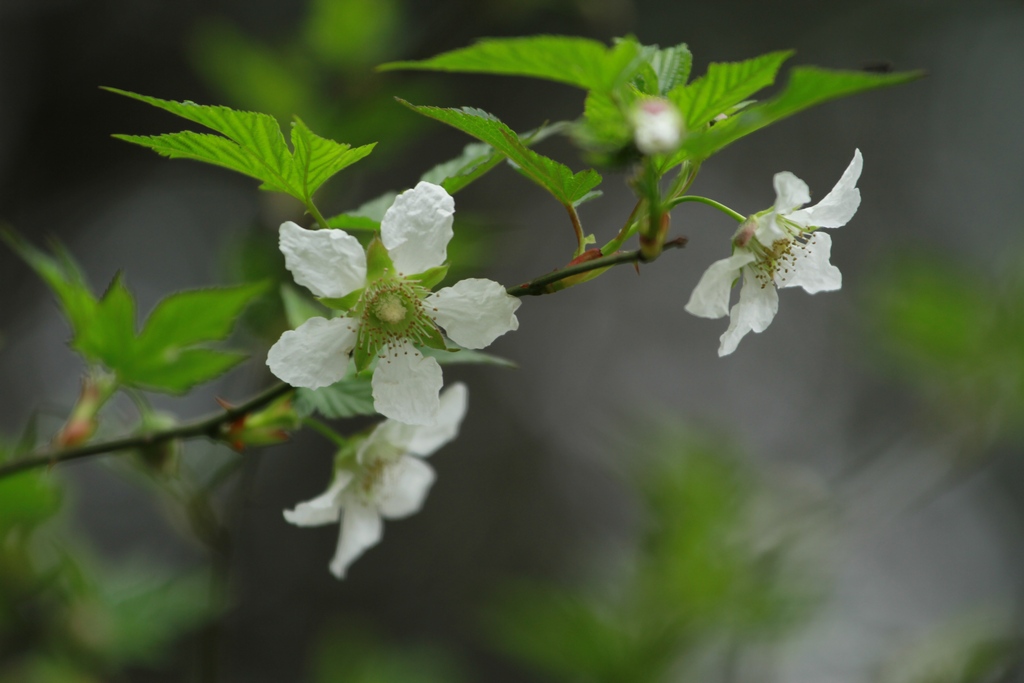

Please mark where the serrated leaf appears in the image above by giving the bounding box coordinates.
[295,377,376,418]
[137,282,267,352]
[112,131,279,188]
[648,43,693,95]
[380,35,644,92]
[420,141,503,195]
[106,88,374,203]
[669,51,792,130]
[402,102,601,206]
[7,229,264,393]
[127,348,249,394]
[682,66,924,159]
[1,228,97,335]
[107,87,297,187]
[290,117,376,198]
[75,273,136,365]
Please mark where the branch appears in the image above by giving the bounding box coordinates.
[506,237,687,297]
[0,382,294,479]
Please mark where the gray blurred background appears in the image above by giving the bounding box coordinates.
[1,0,1023,681]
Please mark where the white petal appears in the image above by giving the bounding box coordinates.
[718,268,779,356]
[787,149,862,229]
[776,232,842,293]
[267,316,358,389]
[380,182,455,276]
[427,279,521,349]
[371,340,443,425]
[282,472,352,527]
[753,213,791,245]
[405,382,469,456]
[329,501,382,579]
[684,251,756,319]
[279,221,367,298]
[376,455,436,519]
[773,171,811,214]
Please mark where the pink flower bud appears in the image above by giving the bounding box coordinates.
[632,98,683,155]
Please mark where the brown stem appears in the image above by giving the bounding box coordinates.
[506,237,687,297]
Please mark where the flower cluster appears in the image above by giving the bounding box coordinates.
[685,150,863,355]
[267,181,520,425]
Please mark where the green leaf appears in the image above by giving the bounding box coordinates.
[136,282,267,353]
[6,231,265,393]
[290,117,376,198]
[74,273,136,365]
[646,43,693,95]
[380,35,644,92]
[420,141,504,195]
[99,569,213,667]
[669,51,792,130]
[420,346,517,368]
[1,228,97,336]
[401,102,601,206]
[126,348,249,394]
[280,284,329,328]
[0,471,62,531]
[295,376,376,419]
[682,66,924,159]
[112,131,279,188]
[106,88,374,203]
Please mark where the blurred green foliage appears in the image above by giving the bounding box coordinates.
[486,430,824,683]
[313,625,465,683]
[868,253,1024,445]
[0,443,212,682]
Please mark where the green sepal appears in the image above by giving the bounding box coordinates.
[332,437,364,468]
[418,324,448,351]
[365,237,395,283]
[353,327,381,372]
[407,264,449,290]
[318,288,364,313]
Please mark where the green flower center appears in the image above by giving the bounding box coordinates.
[373,293,407,325]
[354,278,440,364]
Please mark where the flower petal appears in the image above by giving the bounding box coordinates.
[406,382,469,456]
[718,268,779,356]
[787,149,862,229]
[776,232,842,293]
[279,221,367,298]
[371,340,443,425]
[773,171,811,214]
[267,316,357,389]
[376,455,436,519]
[282,472,353,527]
[329,501,382,579]
[684,251,757,319]
[369,383,469,462]
[380,182,455,276]
[427,279,521,349]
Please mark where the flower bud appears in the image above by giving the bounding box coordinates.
[218,395,300,451]
[732,216,759,248]
[631,98,683,155]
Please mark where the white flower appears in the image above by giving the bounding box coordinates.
[283,382,468,579]
[632,98,683,155]
[685,149,863,356]
[266,181,520,425]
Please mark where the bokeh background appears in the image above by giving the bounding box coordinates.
[2,0,1024,681]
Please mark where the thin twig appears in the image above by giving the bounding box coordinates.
[506,238,688,297]
[0,383,294,479]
